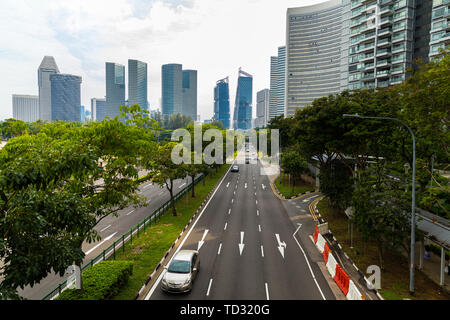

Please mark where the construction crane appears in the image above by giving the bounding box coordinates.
[216,76,229,84]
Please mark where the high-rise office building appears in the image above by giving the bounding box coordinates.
[269,46,287,120]
[161,63,183,116]
[91,98,107,122]
[233,68,253,130]
[128,59,148,110]
[214,77,231,129]
[81,105,86,122]
[286,0,346,117]
[256,89,270,129]
[50,73,82,122]
[105,62,126,119]
[12,94,39,122]
[38,56,60,121]
[182,70,198,121]
[429,0,450,59]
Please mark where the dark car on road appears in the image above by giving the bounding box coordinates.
[231,165,239,172]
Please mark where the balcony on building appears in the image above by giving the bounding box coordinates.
[378,26,393,37]
[377,79,390,87]
[392,44,406,54]
[379,0,394,5]
[360,52,375,62]
[376,69,391,78]
[361,72,375,81]
[351,0,363,10]
[376,48,392,58]
[362,81,376,89]
[380,16,394,27]
[376,58,392,67]
[379,5,394,16]
[357,42,375,54]
[364,62,375,71]
[377,37,392,47]
[392,34,406,43]
[390,74,405,84]
[358,31,376,44]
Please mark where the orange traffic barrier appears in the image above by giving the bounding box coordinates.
[334,264,350,296]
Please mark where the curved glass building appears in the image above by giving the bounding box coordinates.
[232,69,253,130]
[285,0,348,117]
[214,77,230,129]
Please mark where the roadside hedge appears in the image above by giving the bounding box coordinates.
[56,261,133,300]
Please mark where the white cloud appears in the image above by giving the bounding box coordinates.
[0,0,327,121]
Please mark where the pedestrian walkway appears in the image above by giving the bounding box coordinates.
[415,242,450,294]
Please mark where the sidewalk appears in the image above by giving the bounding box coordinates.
[415,242,450,294]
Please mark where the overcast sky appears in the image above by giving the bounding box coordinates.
[0,0,326,122]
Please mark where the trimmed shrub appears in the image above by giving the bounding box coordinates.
[56,261,133,300]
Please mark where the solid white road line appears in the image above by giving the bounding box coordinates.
[85,232,117,256]
[292,224,326,300]
[206,279,213,297]
[100,224,111,233]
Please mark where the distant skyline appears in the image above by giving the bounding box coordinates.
[0,0,327,122]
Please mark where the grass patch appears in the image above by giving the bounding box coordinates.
[274,174,314,198]
[110,164,230,300]
[317,198,450,300]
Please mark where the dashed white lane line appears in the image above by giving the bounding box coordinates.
[100,224,111,232]
[257,210,259,216]
[224,222,228,230]
[228,208,231,215]
[261,245,265,258]
[126,210,135,216]
[258,225,261,232]
[217,243,222,255]
[206,279,213,297]
[265,283,270,300]
[178,183,187,189]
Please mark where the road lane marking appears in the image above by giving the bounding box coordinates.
[257,210,259,216]
[100,225,111,232]
[197,229,209,251]
[261,245,264,258]
[232,198,234,203]
[206,279,213,297]
[292,224,326,300]
[126,210,135,216]
[258,225,261,232]
[238,231,245,255]
[265,283,270,300]
[224,222,228,230]
[228,208,231,215]
[217,243,222,255]
[144,163,234,300]
[85,232,117,256]
[226,182,230,188]
[178,183,186,189]
[275,234,287,259]
[256,200,258,205]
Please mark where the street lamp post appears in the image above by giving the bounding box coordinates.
[343,113,416,296]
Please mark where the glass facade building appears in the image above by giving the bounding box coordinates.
[269,46,286,120]
[105,62,125,120]
[286,0,346,117]
[91,98,107,121]
[182,70,198,121]
[38,56,60,121]
[50,73,82,122]
[12,94,39,122]
[128,59,148,110]
[214,77,230,129]
[161,63,183,116]
[256,89,270,128]
[233,69,253,130]
[429,0,450,59]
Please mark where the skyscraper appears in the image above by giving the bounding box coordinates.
[256,89,270,128]
[214,77,230,129]
[50,73,82,122]
[38,56,60,121]
[269,46,286,121]
[12,94,39,122]
[182,70,198,121]
[128,59,148,110]
[286,0,346,117]
[91,98,107,121]
[161,63,183,116]
[233,68,253,130]
[429,0,449,59]
[105,62,125,119]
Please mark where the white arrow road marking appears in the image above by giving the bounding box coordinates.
[197,229,209,251]
[226,182,230,188]
[85,232,117,256]
[275,234,287,259]
[238,231,245,255]
[262,184,266,190]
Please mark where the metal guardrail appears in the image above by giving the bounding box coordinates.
[42,175,204,300]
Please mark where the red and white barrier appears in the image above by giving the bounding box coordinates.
[312,225,364,300]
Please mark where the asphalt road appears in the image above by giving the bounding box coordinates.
[146,147,336,300]
[18,176,193,300]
